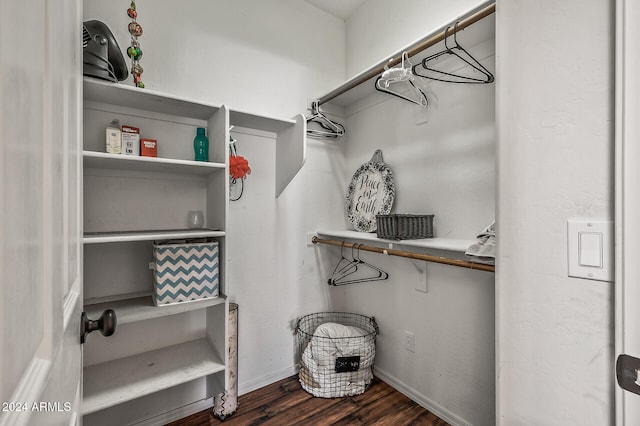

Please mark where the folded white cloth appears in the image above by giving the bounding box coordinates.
[310,323,368,366]
[465,221,495,259]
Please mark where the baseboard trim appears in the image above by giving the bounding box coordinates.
[373,367,471,426]
[132,398,213,426]
[238,365,298,396]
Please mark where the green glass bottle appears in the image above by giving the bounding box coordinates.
[194,127,209,162]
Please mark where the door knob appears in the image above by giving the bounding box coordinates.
[81,309,117,344]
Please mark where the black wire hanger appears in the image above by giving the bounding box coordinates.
[327,242,358,285]
[306,100,346,139]
[331,244,389,286]
[412,22,494,84]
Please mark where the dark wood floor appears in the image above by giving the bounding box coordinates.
[167,375,451,426]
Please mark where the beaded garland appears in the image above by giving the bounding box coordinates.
[126,1,144,88]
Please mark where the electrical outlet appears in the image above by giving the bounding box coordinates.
[404,331,415,353]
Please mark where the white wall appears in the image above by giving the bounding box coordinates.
[84,0,345,118]
[227,127,346,392]
[345,0,487,76]
[496,1,614,425]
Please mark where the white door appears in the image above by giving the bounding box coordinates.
[616,0,640,424]
[0,0,83,425]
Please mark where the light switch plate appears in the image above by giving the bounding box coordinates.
[567,219,613,282]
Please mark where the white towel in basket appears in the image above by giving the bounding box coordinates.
[310,323,368,366]
[300,322,374,398]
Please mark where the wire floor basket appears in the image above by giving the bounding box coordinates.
[295,312,379,398]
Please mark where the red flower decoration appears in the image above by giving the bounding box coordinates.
[229,155,251,180]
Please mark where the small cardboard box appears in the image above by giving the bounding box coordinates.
[121,125,140,156]
[141,138,157,157]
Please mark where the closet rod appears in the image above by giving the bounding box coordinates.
[312,236,495,273]
[316,1,495,106]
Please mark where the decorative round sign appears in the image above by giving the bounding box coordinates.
[345,150,395,232]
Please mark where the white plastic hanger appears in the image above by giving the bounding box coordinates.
[375,52,429,107]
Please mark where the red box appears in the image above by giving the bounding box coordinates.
[140,138,157,157]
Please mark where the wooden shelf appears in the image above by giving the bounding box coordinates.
[83,229,225,244]
[84,295,227,326]
[83,151,225,175]
[316,230,476,253]
[82,338,225,415]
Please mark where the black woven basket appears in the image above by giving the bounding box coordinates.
[376,214,434,240]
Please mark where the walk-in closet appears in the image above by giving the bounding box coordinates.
[1,0,616,425]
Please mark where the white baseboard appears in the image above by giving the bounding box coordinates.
[373,366,471,426]
[132,398,213,426]
[238,365,298,396]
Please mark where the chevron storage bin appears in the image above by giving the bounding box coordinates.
[152,239,219,306]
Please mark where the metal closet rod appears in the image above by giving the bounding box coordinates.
[316,1,496,106]
[312,236,495,273]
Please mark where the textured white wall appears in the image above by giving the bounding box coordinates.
[83,0,346,118]
[496,1,614,425]
[345,0,487,76]
[227,127,346,392]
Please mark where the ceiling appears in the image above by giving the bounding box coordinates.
[305,0,367,20]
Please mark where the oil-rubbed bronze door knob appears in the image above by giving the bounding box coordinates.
[80,309,117,344]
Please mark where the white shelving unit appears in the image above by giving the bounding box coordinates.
[81,77,305,422]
